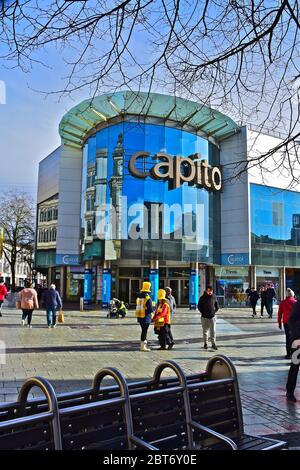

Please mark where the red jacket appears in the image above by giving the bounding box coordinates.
[0,283,8,301]
[153,302,171,326]
[278,297,297,325]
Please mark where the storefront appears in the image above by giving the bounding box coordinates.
[215,267,250,307]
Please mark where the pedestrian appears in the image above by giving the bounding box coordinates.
[198,285,219,350]
[265,283,276,318]
[42,284,62,329]
[152,289,174,350]
[278,288,297,359]
[135,281,153,351]
[286,300,300,402]
[0,277,8,317]
[165,286,176,317]
[19,280,39,328]
[165,286,176,346]
[260,286,268,318]
[115,298,128,318]
[248,287,260,318]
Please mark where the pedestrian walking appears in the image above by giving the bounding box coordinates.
[278,288,297,359]
[286,300,300,402]
[266,283,276,318]
[152,289,174,350]
[248,287,260,317]
[19,281,39,328]
[165,286,175,345]
[135,281,153,351]
[42,284,62,329]
[0,277,8,317]
[198,285,219,350]
[260,286,268,318]
[165,286,176,317]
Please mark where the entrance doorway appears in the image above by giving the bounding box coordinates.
[118,278,141,305]
[169,279,189,306]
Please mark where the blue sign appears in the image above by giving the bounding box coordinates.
[221,253,249,266]
[83,269,93,305]
[189,269,199,310]
[102,269,112,308]
[56,254,81,266]
[149,269,159,304]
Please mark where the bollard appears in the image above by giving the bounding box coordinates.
[80,297,84,312]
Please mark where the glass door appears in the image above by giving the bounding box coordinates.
[169,279,180,306]
[119,278,130,303]
[130,279,140,305]
[180,279,190,305]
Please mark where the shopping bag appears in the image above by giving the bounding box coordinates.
[58,310,65,324]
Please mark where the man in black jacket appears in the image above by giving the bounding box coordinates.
[198,286,219,350]
[248,287,260,318]
[266,283,276,318]
[286,301,300,402]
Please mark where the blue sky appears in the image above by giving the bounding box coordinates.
[0,47,88,198]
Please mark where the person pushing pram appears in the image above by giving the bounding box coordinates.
[107,298,128,318]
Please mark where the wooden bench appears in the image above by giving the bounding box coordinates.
[0,356,287,450]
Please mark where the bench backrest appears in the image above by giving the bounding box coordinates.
[189,355,244,448]
[0,356,242,450]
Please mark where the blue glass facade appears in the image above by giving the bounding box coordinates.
[81,121,221,264]
[251,183,300,266]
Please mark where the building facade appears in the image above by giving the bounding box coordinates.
[35,91,299,307]
[0,246,30,289]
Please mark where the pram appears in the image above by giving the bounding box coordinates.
[106,298,128,318]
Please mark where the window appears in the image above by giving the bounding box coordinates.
[44,229,49,243]
[86,220,93,237]
[87,172,95,188]
[96,158,108,179]
[96,184,106,206]
[86,196,95,212]
[52,228,57,242]
[53,207,58,220]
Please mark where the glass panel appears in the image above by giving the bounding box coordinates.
[81,121,221,263]
[251,183,300,266]
[119,267,141,278]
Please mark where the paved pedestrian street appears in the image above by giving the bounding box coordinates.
[1,306,300,448]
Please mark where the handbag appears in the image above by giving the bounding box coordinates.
[58,309,65,324]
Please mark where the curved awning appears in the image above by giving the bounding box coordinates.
[59,90,240,148]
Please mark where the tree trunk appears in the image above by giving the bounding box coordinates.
[10,263,16,292]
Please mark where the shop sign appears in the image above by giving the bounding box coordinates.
[221,253,249,266]
[56,254,81,266]
[128,152,222,191]
[256,267,279,277]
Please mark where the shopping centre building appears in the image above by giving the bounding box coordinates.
[35,90,300,307]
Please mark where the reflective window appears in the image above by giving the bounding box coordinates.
[81,121,221,262]
[251,183,300,266]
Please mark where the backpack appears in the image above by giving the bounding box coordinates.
[135,294,150,318]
